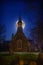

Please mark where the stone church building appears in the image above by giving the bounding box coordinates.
[9,17,32,54]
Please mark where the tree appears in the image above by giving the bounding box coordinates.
[30,20,43,51]
[0,24,6,42]
[37,20,43,51]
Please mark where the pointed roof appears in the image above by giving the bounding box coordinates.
[18,16,22,23]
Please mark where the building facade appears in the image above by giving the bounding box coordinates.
[9,17,31,54]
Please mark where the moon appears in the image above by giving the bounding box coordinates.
[16,20,25,29]
[22,20,25,29]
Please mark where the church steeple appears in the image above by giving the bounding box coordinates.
[18,16,22,26]
[18,16,22,22]
[17,16,23,32]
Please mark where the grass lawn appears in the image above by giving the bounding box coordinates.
[0,53,38,65]
[0,54,38,65]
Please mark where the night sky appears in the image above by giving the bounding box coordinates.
[0,0,43,40]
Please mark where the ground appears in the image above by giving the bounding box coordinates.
[0,53,39,65]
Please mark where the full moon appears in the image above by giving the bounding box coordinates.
[16,20,25,29]
[22,20,25,29]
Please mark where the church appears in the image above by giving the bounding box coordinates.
[9,17,32,54]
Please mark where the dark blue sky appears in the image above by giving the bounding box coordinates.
[0,0,43,40]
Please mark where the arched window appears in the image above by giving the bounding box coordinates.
[17,39,22,49]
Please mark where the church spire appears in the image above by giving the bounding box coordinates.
[18,16,22,23]
[17,16,23,32]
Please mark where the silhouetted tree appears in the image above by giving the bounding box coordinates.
[36,20,43,51]
[30,20,43,51]
[0,24,6,42]
[37,53,43,65]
